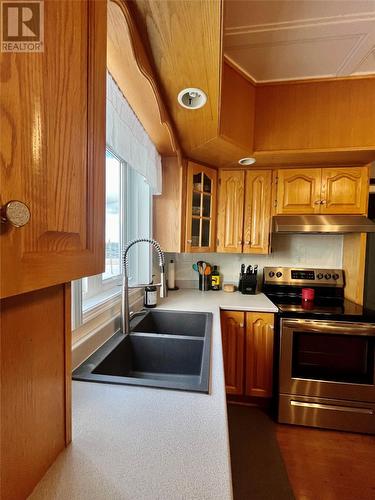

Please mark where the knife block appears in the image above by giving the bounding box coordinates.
[239,275,257,295]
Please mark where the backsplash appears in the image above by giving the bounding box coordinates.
[165,234,343,287]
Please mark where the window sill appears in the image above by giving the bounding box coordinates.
[72,288,144,369]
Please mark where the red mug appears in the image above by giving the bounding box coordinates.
[302,288,315,302]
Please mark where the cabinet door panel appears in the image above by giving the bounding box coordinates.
[245,312,274,398]
[185,162,217,252]
[276,168,321,214]
[220,311,245,395]
[321,167,369,214]
[243,170,272,254]
[217,170,245,252]
[0,0,106,298]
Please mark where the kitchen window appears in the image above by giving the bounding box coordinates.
[72,148,152,330]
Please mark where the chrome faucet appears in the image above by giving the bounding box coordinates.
[122,238,167,335]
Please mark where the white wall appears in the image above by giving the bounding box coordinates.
[166,234,343,286]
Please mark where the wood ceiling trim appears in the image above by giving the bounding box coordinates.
[108,0,181,157]
[130,0,223,155]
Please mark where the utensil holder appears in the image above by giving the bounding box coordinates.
[199,274,211,291]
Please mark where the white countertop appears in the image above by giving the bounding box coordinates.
[29,290,277,500]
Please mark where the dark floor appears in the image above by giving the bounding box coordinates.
[227,403,294,500]
[227,402,375,500]
[276,422,375,500]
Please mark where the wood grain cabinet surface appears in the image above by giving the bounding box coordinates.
[276,166,369,215]
[220,310,274,398]
[245,312,274,398]
[220,311,245,395]
[217,170,272,254]
[0,1,106,498]
[185,161,217,253]
[321,167,369,214]
[0,0,106,298]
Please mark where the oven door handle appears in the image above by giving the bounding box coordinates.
[282,319,375,336]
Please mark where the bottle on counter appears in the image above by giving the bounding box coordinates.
[144,279,157,308]
[211,265,221,291]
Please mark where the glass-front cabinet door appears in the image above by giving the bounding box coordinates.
[186,161,217,252]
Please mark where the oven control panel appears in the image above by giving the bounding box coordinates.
[263,267,344,286]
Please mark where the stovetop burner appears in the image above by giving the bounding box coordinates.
[262,266,375,321]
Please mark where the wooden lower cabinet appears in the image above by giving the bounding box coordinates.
[220,311,245,395]
[245,312,274,398]
[220,310,274,399]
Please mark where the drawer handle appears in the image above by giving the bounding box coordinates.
[291,400,373,415]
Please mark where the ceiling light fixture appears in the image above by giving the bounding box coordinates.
[239,157,256,166]
[177,88,207,109]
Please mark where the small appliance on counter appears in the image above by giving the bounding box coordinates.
[263,266,375,435]
[238,264,258,294]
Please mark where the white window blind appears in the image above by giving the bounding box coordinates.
[106,72,162,194]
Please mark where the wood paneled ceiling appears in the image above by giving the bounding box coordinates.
[224,0,375,82]
[129,0,222,157]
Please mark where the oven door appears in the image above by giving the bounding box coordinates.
[280,319,375,402]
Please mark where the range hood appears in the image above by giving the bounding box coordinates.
[273,215,375,234]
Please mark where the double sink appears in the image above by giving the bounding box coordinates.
[73,310,212,393]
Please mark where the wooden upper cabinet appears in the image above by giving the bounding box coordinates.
[217,169,272,254]
[245,312,274,398]
[220,310,245,395]
[0,0,106,298]
[321,167,369,214]
[185,161,217,253]
[276,168,322,214]
[217,171,245,253]
[243,171,272,254]
[276,166,369,215]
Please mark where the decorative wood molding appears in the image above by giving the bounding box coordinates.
[110,0,181,159]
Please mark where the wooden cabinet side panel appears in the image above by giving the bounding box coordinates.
[220,61,255,151]
[276,168,322,214]
[153,157,185,252]
[1,285,70,500]
[243,170,272,254]
[220,310,245,395]
[321,166,369,215]
[245,312,274,398]
[343,233,367,305]
[217,170,245,252]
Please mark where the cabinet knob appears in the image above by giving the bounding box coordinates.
[321,200,327,205]
[187,239,192,244]
[239,323,244,328]
[1,200,30,227]
[314,200,321,205]
[238,240,243,245]
[244,240,250,245]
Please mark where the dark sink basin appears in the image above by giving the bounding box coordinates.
[131,310,207,337]
[72,310,212,393]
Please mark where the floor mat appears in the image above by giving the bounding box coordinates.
[227,404,295,500]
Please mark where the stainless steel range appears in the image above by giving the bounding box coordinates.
[263,267,375,434]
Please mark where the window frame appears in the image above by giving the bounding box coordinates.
[72,146,153,331]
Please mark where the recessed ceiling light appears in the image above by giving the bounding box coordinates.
[239,157,256,165]
[177,88,207,109]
